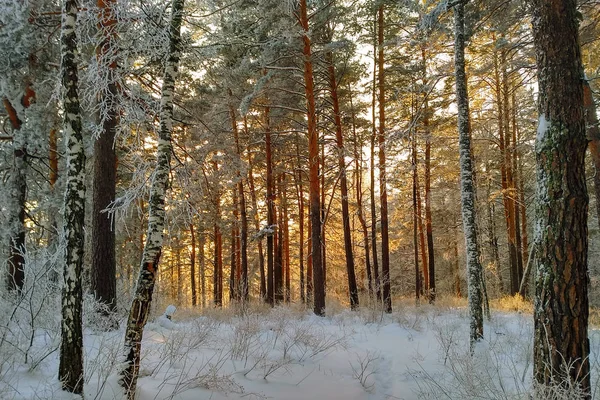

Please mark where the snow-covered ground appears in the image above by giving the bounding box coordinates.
[3,301,600,399]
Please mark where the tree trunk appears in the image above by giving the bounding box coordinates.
[247,142,266,299]
[350,86,372,297]
[493,44,519,296]
[327,51,359,310]
[190,224,197,306]
[3,97,27,293]
[453,1,483,350]
[422,47,436,302]
[274,174,283,303]
[199,230,206,308]
[58,0,85,393]
[298,0,324,316]
[485,170,504,293]
[295,136,306,303]
[531,0,590,396]
[213,196,223,307]
[412,135,421,302]
[370,17,380,303]
[265,104,275,306]
[119,1,184,396]
[377,5,392,313]
[91,0,118,320]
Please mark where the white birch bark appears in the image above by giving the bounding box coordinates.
[58,0,86,394]
[119,0,184,397]
[453,0,483,350]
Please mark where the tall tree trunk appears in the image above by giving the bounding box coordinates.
[247,144,266,299]
[283,181,290,303]
[190,224,197,306]
[414,138,428,294]
[412,135,421,302]
[265,104,275,305]
[307,212,313,303]
[377,5,392,313]
[453,1,483,350]
[531,0,590,395]
[199,229,206,308]
[274,174,283,303]
[327,51,358,310]
[230,189,238,301]
[3,97,27,293]
[58,0,85,393]
[370,29,380,302]
[485,170,504,293]
[493,44,519,295]
[119,1,184,396]
[298,0,324,316]
[510,87,524,288]
[422,47,436,302]
[349,86,372,297]
[295,137,306,303]
[91,0,118,319]
[213,196,223,307]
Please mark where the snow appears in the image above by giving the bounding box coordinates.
[3,303,599,399]
[537,114,549,143]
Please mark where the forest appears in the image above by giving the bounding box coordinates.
[0,0,599,399]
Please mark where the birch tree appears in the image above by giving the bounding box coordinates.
[119,0,184,396]
[531,0,590,396]
[453,0,483,349]
[58,0,86,393]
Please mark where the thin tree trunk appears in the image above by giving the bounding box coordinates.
[370,31,380,302]
[414,139,428,294]
[190,224,197,306]
[453,1,483,350]
[3,97,27,293]
[247,143,266,299]
[283,181,290,303]
[230,189,238,301]
[119,1,184,396]
[295,136,306,303]
[265,104,275,305]
[377,5,392,313]
[298,0,324,316]
[494,44,519,296]
[327,51,358,309]
[422,46,436,302]
[349,86,372,297]
[199,230,206,308]
[274,174,283,303]
[531,0,590,395]
[486,171,504,293]
[58,0,85,393]
[412,136,421,302]
[213,195,223,307]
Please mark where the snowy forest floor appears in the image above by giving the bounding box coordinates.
[4,297,600,400]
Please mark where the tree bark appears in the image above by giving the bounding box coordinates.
[298,0,324,316]
[349,86,372,297]
[190,224,197,306]
[247,141,266,299]
[58,0,85,394]
[531,0,590,396]
[377,5,392,313]
[91,0,118,320]
[119,1,184,396]
[422,46,436,303]
[265,104,275,305]
[453,1,483,350]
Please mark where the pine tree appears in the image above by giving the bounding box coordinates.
[531,0,590,396]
